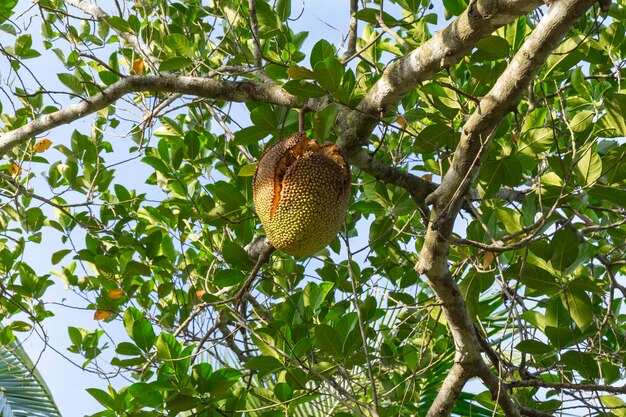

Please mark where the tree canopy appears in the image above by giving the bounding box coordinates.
[1,0,626,416]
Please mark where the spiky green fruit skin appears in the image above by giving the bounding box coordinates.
[253,133,350,257]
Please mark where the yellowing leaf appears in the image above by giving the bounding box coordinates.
[94,309,113,320]
[33,138,52,153]
[107,288,124,299]
[7,162,22,176]
[286,65,315,80]
[131,58,144,75]
[483,251,496,269]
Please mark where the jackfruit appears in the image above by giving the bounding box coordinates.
[253,132,351,257]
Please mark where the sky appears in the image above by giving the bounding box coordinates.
[1,1,449,416]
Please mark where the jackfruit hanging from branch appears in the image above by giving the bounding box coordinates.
[253,132,351,257]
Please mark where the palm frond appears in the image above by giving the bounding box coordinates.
[0,341,62,417]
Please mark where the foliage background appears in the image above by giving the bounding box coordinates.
[0,0,625,416]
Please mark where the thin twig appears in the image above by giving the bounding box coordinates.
[248,0,263,68]
[344,232,380,414]
[342,0,359,59]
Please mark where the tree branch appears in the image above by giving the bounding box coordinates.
[476,363,525,417]
[0,76,301,156]
[413,1,596,416]
[507,379,626,395]
[425,363,470,417]
[349,150,436,208]
[247,0,263,68]
[342,0,359,59]
[426,0,595,212]
[337,0,544,152]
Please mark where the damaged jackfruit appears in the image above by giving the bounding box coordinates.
[253,132,351,257]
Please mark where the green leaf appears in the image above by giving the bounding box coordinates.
[116,342,143,356]
[244,355,283,378]
[303,281,334,313]
[473,36,510,61]
[313,56,344,92]
[255,1,280,32]
[214,181,247,207]
[14,34,32,58]
[276,0,291,21]
[561,350,599,379]
[192,363,213,394]
[274,382,293,402]
[594,93,626,138]
[575,145,602,186]
[165,33,193,56]
[561,288,593,331]
[570,110,594,132]
[588,185,626,208]
[546,297,570,328]
[544,326,577,350]
[104,16,133,33]
[142,155,169,174]
[601,396,626,417]
[506,263,559,294]
[600,22,625,55]
[369,216,394,249]
[550,228,579,271]
[314,324,342,357]
[222,240,251,270]
[87,388,116,410]
[287,65,315,80]
[416,124,454,153]
[282,80,327,98]
[544,38,585,77]
[518,127,553,156]
[238,163,257,177]
[250,105,276,132]
[0,0,17,24]
[159,57,192,72]
[313,104,338,139]
[213,269,245,288]
[123,308,156,352]
[0,326,14,345]
[478,157,522,198]
[51,249,72,265]
[156,332,181,361]
[442,0,468,18]
[496,207,523,234]
[515,340,553,355]
[354,8,403,27]
[310,39,336,68]
[58,73,83,95]
[571,67,592,97]
[234,126,270,145]
[205,368,242,396]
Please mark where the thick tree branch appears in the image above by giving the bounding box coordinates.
[414,1,596,416]
[337,0,544,152]
[0,76,300,156]
[425,363,470,417]
[349,150,436,205]
[427,0,595,211]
